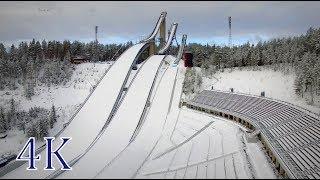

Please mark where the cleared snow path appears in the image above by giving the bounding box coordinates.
[58,55,165,179]
[2,43,146,179]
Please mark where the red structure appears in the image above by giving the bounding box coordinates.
[183,51,193,67]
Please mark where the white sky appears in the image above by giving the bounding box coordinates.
[1,1,320,46]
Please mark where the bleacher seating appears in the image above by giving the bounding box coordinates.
[187,90,320,179]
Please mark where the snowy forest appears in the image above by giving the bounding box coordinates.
[184,27,320,104]
[1,27,320,140]
[0,39,132,91]
[0,99,57,140]
[0,39,132,139]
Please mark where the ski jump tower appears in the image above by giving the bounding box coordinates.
[142,12,167,56]
[159,12,166,48]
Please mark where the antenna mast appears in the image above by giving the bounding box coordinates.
[228,16,232,47]
[95,26,98,44]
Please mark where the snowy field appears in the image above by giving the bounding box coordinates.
[0,62,111,155]
[201,66,320,115]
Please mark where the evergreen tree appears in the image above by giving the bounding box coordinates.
[24,59,35,99]
[35,41,42,60]
[294,75,305,98]
[37,118,48,140]
[64,50,71,63]
[9,44,18,62]
[28,39,36,60]
[49,105,57,129]
[0,43,6,60]
[42,39,48,59]
[0,107,6,134]
[7,98,16,129]
[26,123,36,138]
[24,81,35,100]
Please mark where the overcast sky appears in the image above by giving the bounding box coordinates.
[1,1,320,47]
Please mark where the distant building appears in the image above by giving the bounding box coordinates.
[71,55,88,64]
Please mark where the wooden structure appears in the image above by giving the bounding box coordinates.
[71,55,88,64]
[149,12,166,56]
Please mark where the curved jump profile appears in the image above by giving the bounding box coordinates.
[141,12,167,43]
[158,23,178,55]
[173,34,187,65]
[0,12,168,179]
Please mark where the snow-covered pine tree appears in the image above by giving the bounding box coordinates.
[0,60,5,90]
[182,68,196,96]
[35,41,42,61]
[0,107,6,134]
[7,98,16,129]
[36,117,49,140]
[28,39,36,60]
[195,72,203,93]
[42,40,48,59]
[294,75,304,98]
[24,59,35,100]
[0,43,6,60]
[21,121,26,134]
[49,105,57,129]
[26,123,36,138]
[24,82,35,100]
[47,41,55,59]
[251,47,260,70]
[64,50,71,63]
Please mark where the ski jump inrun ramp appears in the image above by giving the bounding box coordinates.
[1,12,183,179]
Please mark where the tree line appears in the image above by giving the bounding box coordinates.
[187,27,320,104]
[0,39,133,139]
[0,39,133,98]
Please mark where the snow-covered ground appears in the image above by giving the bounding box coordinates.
[1,58,282,179]
[3,43,146,179]
[93,56,178,178]
[0,62,111,156]
[136,107,278,179]
[60,55,165,178]
[201,66,320,115]
[76,59,277,179]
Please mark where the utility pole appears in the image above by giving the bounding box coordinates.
[94,26,98,63]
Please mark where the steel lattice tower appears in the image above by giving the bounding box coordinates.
[228,16,232,47]
[95,26,98,44]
